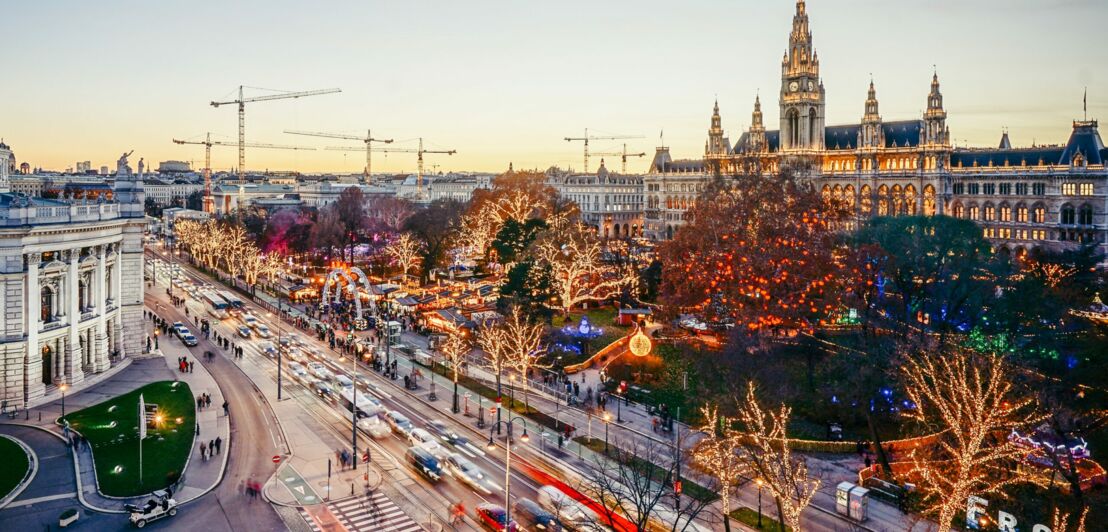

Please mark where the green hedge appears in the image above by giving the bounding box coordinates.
[0,435,29,499]
[730,507,791,532]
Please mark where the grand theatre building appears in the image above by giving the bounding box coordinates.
[647,0,1106,260]
[0,148,146,410]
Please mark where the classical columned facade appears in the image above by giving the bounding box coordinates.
[0,151,146,409]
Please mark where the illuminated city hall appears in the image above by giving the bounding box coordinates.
[646,0,1105,260]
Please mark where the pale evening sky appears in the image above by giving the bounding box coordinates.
[2,0,1106,174]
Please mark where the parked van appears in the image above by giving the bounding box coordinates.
[405,446,443,482]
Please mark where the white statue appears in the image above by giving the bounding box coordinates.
[138,157,145,177]
[117,150,134,176]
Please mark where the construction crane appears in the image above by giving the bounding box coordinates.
[284,129,393,183]
[172,134,315,213]
[589,143,647,173]
[563,128,644,173]
[210,86,341,184]
[325,138,454,197]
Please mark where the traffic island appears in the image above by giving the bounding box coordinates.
[0,434,31,502]
[65,380,196,497]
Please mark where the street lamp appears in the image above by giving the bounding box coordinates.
[755,477,764,528]
[486,416,529,530]
[603,412,612,454]
[348,330,358,463]
[272,300,285,400]
[60,383,69,420]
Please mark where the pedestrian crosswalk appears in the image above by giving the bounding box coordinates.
[299,491,423,532]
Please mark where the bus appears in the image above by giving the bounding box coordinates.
[200,291,231,320]
[339,388,383,419]
[219,290,245,316]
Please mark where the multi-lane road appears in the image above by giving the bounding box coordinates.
[147,249,597,531]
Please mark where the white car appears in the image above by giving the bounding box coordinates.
[357,415,392,439]
[255,324,272,339]
[408,428,448,458]
[240,314,259,329]
[385,410,414,436]
[287,362,308,380]
[334,374,354,389]
[306,361,326,375]
[537,485,598,529]
[443,453,493,495]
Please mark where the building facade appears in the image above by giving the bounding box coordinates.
[0,153,146,408]
[144,178,202,206]
[548,161,644,238]
[656,0,1107,259]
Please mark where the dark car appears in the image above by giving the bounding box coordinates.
[514,498,562,531]
[475,503,518,531]
[428,419,471,447]
[405,446,443,482]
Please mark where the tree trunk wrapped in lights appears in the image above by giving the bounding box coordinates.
[731,382,819,532]
[384,233,422,286]
[900,344,1039,530]
[531,219,635,315]
[438,330,471,414]
[692,406,750,532]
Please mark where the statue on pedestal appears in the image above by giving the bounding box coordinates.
[138,158,145,177]
[116,150,134,177]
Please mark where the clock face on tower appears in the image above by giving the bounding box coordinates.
[789,81,799,92]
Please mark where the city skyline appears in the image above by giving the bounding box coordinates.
[3,0,1106,174]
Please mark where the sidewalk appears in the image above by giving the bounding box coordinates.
[5,321,231,514]
[385,329,930,532]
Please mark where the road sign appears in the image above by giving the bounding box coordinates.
[272,455,281,464]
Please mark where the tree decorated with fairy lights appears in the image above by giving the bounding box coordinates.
[692,406,749,532]
[900,343,1038,530]
[731,382,820,532]
[438,330,471,414]
[659,169,850,334]
[384,233,422,286]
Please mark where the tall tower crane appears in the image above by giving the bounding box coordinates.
[172,134,315,213]
[589,143,647,173]
[563,128,644,173]
[210,86,341,184]
[284,129,393,183]
[325,138,454,197]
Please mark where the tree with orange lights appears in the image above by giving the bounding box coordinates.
[659,169,850,334]
[384,233,422,286]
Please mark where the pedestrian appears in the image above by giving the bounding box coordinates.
[196,423,200,436]
[200,441,207,460]
[223,401,229,416]
[215,436,222,454]
[189,361,194,373]
[209,439,215,456]
[238,479,246,496]
[206,393,211,408]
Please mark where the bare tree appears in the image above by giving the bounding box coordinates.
[901,344,1037,530]
[578,438,716,532]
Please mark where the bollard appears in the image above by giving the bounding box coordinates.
[351,482,354,496]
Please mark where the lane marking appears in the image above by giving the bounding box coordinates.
[6,492,77,508]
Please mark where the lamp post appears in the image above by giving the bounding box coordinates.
[756,478,764,528]
[60,383,69,420]
[486,416,529,530]
[603,412,611,454]
[429,349,437,401]
[273,299,285,400]
[348,331,358,463]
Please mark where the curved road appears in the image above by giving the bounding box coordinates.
[146,290,287,531]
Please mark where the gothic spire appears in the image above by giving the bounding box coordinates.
[752,94,764,128]
[864,79,880,120]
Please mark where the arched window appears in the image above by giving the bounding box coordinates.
[922,184,936,216]
[999,203,1011,222]
[844,185,856,209]
[1032,204,1045,224]
[877,185,889,216]
[968,204,980,220]
[78,279,87,311]
[821,184,831,200]
[953,202,964,218]
[41,286,54,322]
[1078,204,1094,225]
[1016,204,1028,223]
[859,185,872,215]
[1061,204,1075,225]
[905,185,918,215]
[984,203,996,221]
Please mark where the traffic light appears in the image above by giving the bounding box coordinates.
[362,451,370,464]
[674,480,682,494]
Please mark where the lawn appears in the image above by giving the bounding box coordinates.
[730,507,791,532]
[65,380,196,497]
[0,435,29,500]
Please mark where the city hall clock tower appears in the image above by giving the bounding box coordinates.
[780,0,825,152]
